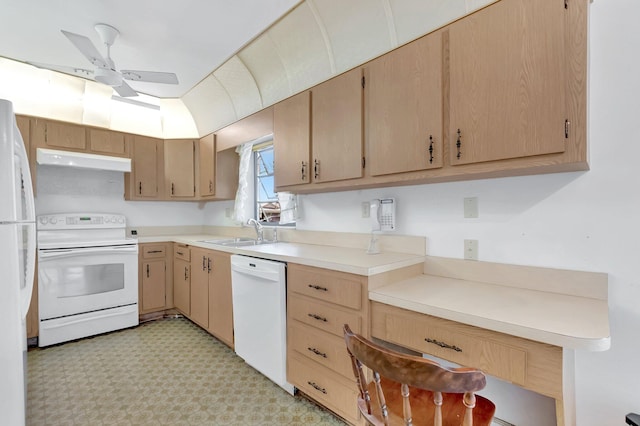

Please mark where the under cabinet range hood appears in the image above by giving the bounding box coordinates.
[36,148,131,172]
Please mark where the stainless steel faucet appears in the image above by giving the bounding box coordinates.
[247,218,264,242]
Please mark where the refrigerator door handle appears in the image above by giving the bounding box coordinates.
[20,223,35,318]
[14,122,35,222]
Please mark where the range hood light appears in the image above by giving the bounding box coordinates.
[36,148,131,172]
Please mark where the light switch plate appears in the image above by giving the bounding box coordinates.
[361,202,370,218]
[464,239,478,260]
[464,197,479,218]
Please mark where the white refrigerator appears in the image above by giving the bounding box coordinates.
[0,99,36,426]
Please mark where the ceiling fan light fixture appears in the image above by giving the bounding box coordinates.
[94,68,122,86]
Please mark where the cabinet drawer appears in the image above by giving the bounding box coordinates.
[288,352,359,424]
[371,301,563,399]
[288,294,361,337]
[289,321,353,379]
[288,264,363,309]
[142,244,166,259]
[174,244,190,261]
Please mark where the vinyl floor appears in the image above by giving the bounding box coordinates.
[27,317,347,425]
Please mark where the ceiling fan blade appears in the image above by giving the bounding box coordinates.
[28,62,94,79]
[113,81,138,97]
[121,70,178,85]
[61,30,108,68]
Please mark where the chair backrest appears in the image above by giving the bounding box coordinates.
[344,324,495,426]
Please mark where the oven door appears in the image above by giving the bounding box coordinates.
[38,244,138,320]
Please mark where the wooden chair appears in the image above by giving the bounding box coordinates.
[344,325,495,426]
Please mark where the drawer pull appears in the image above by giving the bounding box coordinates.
[147,250,163,254]
[307,347,328,358]
[177,251,184,255]
[308,284,328,292]
[307,381,327,394]
[308,313,328,323]
[425,338,462,352]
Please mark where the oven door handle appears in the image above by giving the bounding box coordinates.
[39,245,138,260]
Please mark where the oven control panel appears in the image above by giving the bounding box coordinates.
[37,213,126,229]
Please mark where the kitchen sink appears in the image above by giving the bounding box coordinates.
[200,237,272,248]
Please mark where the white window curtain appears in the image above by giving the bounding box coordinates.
[232,142,253,224]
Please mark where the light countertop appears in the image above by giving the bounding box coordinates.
[369,274,610,351]
[136,234,425,276]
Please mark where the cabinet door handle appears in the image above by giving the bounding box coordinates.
[428,135,434,164]
[308,284,328,292]
[138,182,142,195]
[307,347,327,358]
[184,266,189,280]
[456,129,462,159]
[307,313,328,323]
[307,381,327,394]
[202,255,206,271]
[146,264,150,278]
[424,338,462,352]
[301,161,306,180]
[171,183,175,195]
[207,257,212,273]
[313,159,320,179]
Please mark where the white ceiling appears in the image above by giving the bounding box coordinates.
[0,0,301,98]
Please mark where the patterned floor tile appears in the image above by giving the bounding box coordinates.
[27,317,347,426]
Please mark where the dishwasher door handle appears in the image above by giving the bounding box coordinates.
[232,264,281,282]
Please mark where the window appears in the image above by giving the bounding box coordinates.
[254,143,282,224]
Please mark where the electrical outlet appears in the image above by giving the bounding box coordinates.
[361,202,370,218]
[464,197,478,218]
[464,239,478,260]
[225,207,232,218]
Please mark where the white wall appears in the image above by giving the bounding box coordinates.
[35,165,206,227]
[204,1,640,424]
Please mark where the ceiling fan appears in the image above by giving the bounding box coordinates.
[30,24,178,97]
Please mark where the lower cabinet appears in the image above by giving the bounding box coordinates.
[138,243,173,315]
[173,244,191,315]
[188,247,234,347]
[286,263,369,425]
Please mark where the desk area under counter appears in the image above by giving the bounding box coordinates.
[369,256,610,426]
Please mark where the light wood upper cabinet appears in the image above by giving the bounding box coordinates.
[311,68,364,183]
[274,91,311,187]
[198,134,215,197]
[448,0,566,165]
[366,32,443,176]
[88,128,128,157]
[165,139,195,198]
[126,135,164,200]
[34,119,86,151]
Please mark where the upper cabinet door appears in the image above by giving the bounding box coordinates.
[367,32,443,176]
[165,139,195,198]
[36,120,87,151]
[449,0,566,165]
[132,135,162,198]
[88,129,127,157]
[198,134,216,197]
[274,91,311,188]
[311,68,363,183]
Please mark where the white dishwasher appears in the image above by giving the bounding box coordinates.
[230,255,294,395]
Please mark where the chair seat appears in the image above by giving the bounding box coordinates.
[359,377,496,426]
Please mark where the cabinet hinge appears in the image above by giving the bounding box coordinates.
[362,157,366,168]
[361,76,365,89]
[565,119,570,139]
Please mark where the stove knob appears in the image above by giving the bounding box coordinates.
[104,217,111,223]
[117,217,124,224]
[50,217,58,224]
[39,217,48,225]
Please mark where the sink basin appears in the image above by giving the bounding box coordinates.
[200,237,273,248]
